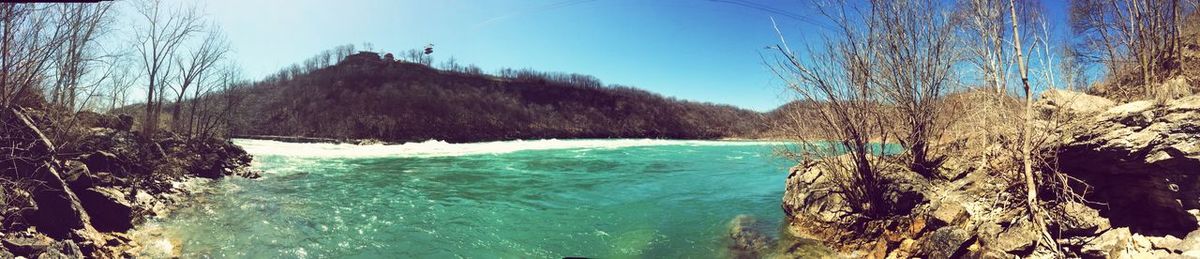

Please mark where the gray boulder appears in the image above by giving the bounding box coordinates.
[918,226,972,259]
[1052,201,1111,236]
[782,162,854,227]
[61,160,121,192]
[929,201,968,226]
[75,187,134,232]
[726,215,773,259]
[60,160,93,190]
[993,218,1038,253]
[1037,89,1117,119]
[79,151,127,178]
[0,244,11,259]
[1081,227,1132,258]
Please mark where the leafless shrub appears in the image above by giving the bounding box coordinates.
[767,0,904,220]
[0,108,57,231]
[0,177,36,231]
[869,0,960,178]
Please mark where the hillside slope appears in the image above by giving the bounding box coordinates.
[217,52,765,143]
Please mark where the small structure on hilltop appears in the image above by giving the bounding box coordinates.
[341,51,383,65]
[348,51,379,60]
[383,52,395,62]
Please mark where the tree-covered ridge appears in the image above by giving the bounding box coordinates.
[221,51,765,143]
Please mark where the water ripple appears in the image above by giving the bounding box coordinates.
[136,141,794,258]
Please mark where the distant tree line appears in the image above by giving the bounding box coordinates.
[175,47,765,143]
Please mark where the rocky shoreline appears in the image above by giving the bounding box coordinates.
[728,91,1200,258]
[1,108,259,258]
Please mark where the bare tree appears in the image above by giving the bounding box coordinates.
[1010,0,1037,243]
[105,56,137,111]
[958,0,1012,94]
[49,2,114,110]
[169,25,229,134]
[333,43,355,63]
[768,0,895,218]
[132,0,202,135]
[403,48,432,66]
[440,56,462,72]
[871,0,959,178]
[191,61,243,138]
[1009,0,1064,254]
[0,3,67,108]
[958,0,1047,94]
[1059,45,1089,91]
[1070,0,1194,99]
[320,49,333,67]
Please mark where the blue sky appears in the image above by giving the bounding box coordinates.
[188,0,1071,112]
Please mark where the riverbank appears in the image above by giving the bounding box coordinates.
[771,91,1200,258]
[0,108,259,258]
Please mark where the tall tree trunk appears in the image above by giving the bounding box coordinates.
[1008,0,1036,249]
[143,74,156,135]
[171,95,184,132]
[1009,0,1055,253]
[0,6,12,107]
[1174,0,1183,76]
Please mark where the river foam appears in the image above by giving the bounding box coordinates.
[232,138,789,158]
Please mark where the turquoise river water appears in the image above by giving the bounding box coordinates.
[132,139,809,258]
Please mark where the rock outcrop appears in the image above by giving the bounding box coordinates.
[1051,201,1111,236]
[1056,95,1200,236]
[782,155,937,258]
[782,92,1200,258]
[782,157,927,233]
[79,150,130,178]
[782,161,854,231]
[26,163,94,240]
[0,108,95,239]
[918,226,971,258]
[75,187,134,232]
[0,230,101,259]
[182,137,257,179]
[1037,89,1118,119]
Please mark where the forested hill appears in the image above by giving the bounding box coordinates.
[219,51,765,143]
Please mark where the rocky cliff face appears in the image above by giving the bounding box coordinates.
[1056,96,1200,237]
[777,92,1200,258]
